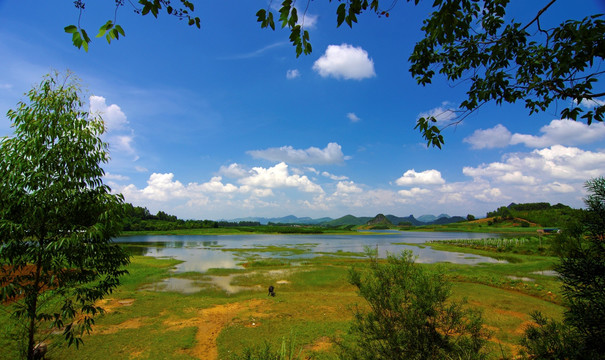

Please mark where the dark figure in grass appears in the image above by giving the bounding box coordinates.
[268,285,275,297]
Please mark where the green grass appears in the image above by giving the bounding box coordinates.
[0,237,568,360]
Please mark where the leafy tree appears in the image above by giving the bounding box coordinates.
[0,73,130,360]
[340,249,488,360]
[521,177,605,359]
[466,214,476,221]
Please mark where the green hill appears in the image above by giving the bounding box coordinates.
[486,202,581,227]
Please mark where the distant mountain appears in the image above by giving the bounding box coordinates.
[367,214,392,226]
[229,215,332,225]
[323,215,372,226]
[385,215,423,226]
[226,213,465,226]
[417,214,451,223]
[431,216,465,225]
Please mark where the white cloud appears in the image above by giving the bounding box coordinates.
[418,102,457,124]
[313,44,376,80]
[398,187,431,197]
[103,172,129,181]
[347,112,361,122]
[464,124,513,149]
[239,162,324,193]
[335,181,363,194]
[464,145,605,184]
[510,119,605,147]
[286,69,300,79]
[300,12,318,28]
[109,134,136,154]
[219,163,248,178]
[465,120,605,150]
[189,176,239,193]
[396,169,445,186]
[577,98,605,109]
[89,95,128,132]
[322,171,348,181]
[135,166,148,173]
[247,142,349,165]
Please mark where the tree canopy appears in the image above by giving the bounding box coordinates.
[67,0,604,147]
[0,73,130,359]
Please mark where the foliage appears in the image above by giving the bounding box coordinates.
[521,177,605,359]
[230,333,307,360]
[66,0,200,51]
[520,311,583,360]
[339,249,489,360]
[486,202,580,227]
[0,73,130,359]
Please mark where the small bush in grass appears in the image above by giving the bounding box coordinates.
[339,248,489,360]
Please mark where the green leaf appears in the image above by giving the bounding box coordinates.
[64,25,78,34]
[115,25,125,37]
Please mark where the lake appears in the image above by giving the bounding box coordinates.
[116,231,504,273]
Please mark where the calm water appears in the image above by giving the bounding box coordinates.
[115,232,503,273]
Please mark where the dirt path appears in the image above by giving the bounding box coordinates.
[164,299,268,360]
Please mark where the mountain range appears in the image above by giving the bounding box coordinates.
[228,213,465,226]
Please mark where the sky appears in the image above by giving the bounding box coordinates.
[1,0,605,220]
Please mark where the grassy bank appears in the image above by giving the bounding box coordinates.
[0,236,566,360]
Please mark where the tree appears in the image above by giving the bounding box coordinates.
[340,248,488,360]
[466,214,476,221]
[521,177,605,359]
[0,73,130,360]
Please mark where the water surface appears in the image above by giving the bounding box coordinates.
[116,232,503,272]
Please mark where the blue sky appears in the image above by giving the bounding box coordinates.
[1,0,605,220]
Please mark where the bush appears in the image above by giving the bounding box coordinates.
[339,249,489,360]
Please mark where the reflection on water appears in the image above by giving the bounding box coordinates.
[116,232,504,273]
[139,277,206,294]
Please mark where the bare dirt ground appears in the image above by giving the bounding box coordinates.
[163,299,269,360]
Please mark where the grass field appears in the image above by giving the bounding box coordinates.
[0,237,565,360]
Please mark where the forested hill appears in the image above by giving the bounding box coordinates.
[486,202,581,227]
[121,201,579,231]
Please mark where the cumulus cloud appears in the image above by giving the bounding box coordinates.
[313,44,376,80]
[418,102,457,124]
[239,162,324,193]
[396,169,445,186]
[347,112,361,122]
[89,95,139,164]
[89,95,129,132]
[510,119,605,147]
[286,69,300,79]
[219,163,248,178]
[465,120,605,149]
[335,181,363,194]
[398,187,431,197]
[463,145,605,184]
[464,124,513,149]
[247,142,349,165]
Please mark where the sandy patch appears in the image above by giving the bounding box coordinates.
[97,298,136,313]
[164,299,269,360]
[97,317,148,335]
